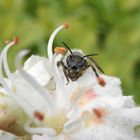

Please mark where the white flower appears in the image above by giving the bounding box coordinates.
[0,87,27,136]
[0,24,140,140]
[0,131,17,140]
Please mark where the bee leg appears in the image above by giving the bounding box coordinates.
[87,57,104,73]
[92,60,104,74]
[89,65,99,78]
[57,61,69,85]
[63,68,70,85]
[89,65,106,86]
[57,61,63,67]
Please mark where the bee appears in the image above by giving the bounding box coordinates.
[57,42,104,84]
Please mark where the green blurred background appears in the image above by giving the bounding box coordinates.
[0,0,140,103]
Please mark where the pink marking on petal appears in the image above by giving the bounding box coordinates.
[78,88,97,106]
[85,88,97,100]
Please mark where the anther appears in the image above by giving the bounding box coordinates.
[13,36,19,45]
[64,23,69,29]
[54,47,67,54]
[97,77,106,86]
[34,111,44,121]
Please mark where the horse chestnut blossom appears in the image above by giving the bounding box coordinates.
[0,24,140,140]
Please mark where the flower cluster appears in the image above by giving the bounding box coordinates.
[0,24,140,140]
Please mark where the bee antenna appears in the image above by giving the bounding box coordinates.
[82,54,98,59]
[62,42,73,55]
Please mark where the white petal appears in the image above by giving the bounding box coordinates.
[121,107,140,125]
[13,77,50,114]
[97,96,135,109]
[94,75,123,97]
[0,131,17,140]
[105,107,140,136]
[23,55,44,70]
[32,135,65,140]
[32,135,49,140]
[90,125,139,140]
[23,55,52,87]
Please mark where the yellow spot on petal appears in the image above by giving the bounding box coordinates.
[43,112,67,134]
[82,111,94,127]
[0,93,5,97]
[69,87,80,102]
[12,86,16,93]
[82,108,107,127]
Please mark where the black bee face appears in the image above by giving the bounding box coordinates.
[66,52,88,71]
[57,42,104,84]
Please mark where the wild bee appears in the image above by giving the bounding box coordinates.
[57,42,104,84]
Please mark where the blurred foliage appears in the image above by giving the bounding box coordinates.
[0,0,140,103]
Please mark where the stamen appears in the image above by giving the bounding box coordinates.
[0,52,8,96]
[0,39,17,86]
[24,120,56,136]
[0,40,37,118]
[1,41,50,126]
[2,40,17,82]
[15,50,57,114]
[1,40,53,123]
[51,54,70,110]
[47,24,69,62]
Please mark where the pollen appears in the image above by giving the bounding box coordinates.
[43,112,67,134]
[54,47,67,54]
